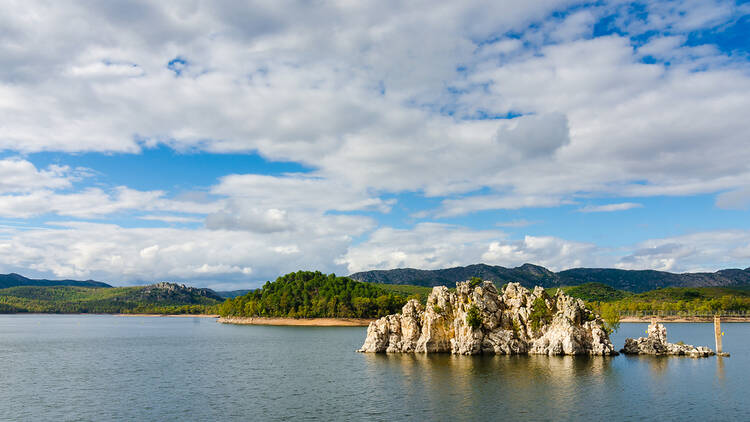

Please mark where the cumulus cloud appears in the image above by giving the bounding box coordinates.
[338,223,600,273]
[0,159,73,193]
[341,225,750,276]
[495,113,571,160]
[0,219,747,287]
[616,230,750,272]
[436,194,570,218]
[0,187,220,218]
[203,173,388,236]
[211,173,393,213]
[0,1,747,285]
[481,236,598,270]
[616,0,739,34]
[466,33,750,203]
[206,208,293,233]
[0,220,372,288]
[0,0,746,206]
[337,223,506,273]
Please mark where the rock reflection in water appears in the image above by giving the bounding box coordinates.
[362,353,616,419]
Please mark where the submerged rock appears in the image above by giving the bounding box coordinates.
[358,281,618,356]
[620,321,714,357]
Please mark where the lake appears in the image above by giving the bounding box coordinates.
[1,315,747,421]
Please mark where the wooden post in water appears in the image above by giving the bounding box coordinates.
[714,315,723,355]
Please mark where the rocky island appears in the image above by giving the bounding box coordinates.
[358,280,618,355]
[621,321,715,357]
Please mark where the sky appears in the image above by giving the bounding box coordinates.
[0,0,749,289]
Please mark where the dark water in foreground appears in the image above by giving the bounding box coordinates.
[0,315,747,421]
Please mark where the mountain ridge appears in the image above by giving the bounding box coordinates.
[349,263,750,293]
[0,273,112,289]
[0,281,223,314]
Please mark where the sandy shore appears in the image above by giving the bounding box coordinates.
[621,316,750,323]
[217,317,374,326]
[115,314,219,318]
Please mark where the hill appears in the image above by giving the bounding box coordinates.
[552,282,632,302]
[217,271,421,319]
[350,263,557,288]
[548,282,750,316]
[557,267,750,292]
[0,273,111,289]
[349,263,750,292]
[0,282,223,314]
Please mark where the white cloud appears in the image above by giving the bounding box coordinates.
[337,223,506,273]
[0,0,745,208]
[0,187,218,218]
[0,220,372,287]
[436,195,570,217]
[341,224,750,276]
[494,112,570,160]
[206,207,293,233]
[0,159,73,193]
[481,235,597,270]
[0,1,747,285]
[338,224,600,273]
[0,218,747,287]
[211,173,392,213]
[715,187,750,210]
[617,0,738,34]
[637,35,686,58]
[549,10,596,42]
[578,202,643,213]
[616,230,750,272]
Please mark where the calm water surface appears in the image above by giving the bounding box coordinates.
[1,315,747,421]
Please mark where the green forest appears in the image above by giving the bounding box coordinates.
[216,271,419,318]
[559,283,750,316]
[3,273,750,318]
[0,285,221,314]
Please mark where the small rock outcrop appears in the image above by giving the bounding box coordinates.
[358,281,617,355]
[139,282,224,302]
[621,321,714,357]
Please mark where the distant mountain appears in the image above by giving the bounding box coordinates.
[349,263,557,288]
[0,282,223,314]
[215,289,253,298]
[0,273,111,289]
[557,267,750,292]
[349,263,750,293]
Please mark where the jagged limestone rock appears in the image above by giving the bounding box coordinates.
[621,321,714,357]
[358,281,618,355]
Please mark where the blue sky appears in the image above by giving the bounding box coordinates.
[0,1,749,288]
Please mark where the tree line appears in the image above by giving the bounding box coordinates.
[216,271,410,318]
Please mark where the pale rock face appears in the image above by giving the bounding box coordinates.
[358,281,618,356]
[621,321,714,357]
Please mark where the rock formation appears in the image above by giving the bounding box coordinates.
[139,282,224,302]
[621,321,714,357]
[358,280,618,355]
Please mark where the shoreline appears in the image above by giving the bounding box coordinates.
[5,313,750,324]
[620,315,750,323]
[0,312,219,318]
[217,316,374,326]
[115,313,219,318]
